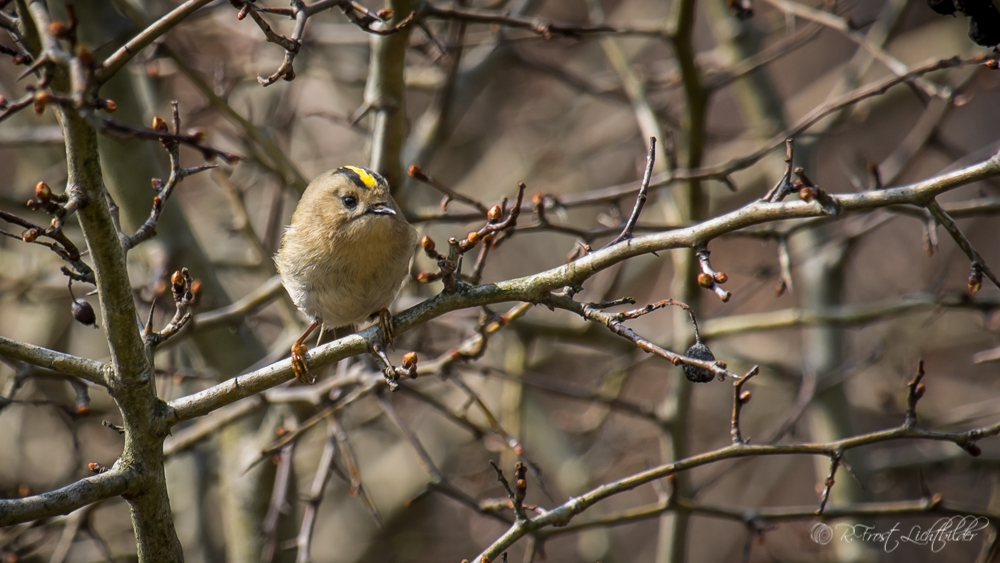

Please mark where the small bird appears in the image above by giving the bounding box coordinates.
[275,166,417,384]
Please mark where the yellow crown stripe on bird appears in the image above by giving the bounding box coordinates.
[339,165,380,190]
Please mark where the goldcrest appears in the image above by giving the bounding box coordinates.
[275,166,417,383]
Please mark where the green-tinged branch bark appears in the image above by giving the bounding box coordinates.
[0,468,133,526]
[0,334,108,386]
[167,149,1000,424]
[474,421,1000,560]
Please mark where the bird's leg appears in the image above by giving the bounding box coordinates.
[291,320,320,384]
[376,308,395,349]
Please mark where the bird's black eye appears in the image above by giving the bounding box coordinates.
[342,196,357,208]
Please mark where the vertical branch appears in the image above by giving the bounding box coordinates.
[48,42,184,563]
[365,0,418,192]
[585,0,670,171]
[72,3,277,560]
[655,0,709,561]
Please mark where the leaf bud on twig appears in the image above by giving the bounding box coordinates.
[152,115,168,132]
[968,265,983,295]
[48,21,70,38]
[407,164,429,181]
[402,351,418,370]
[421,235,436,253]
[34,181,52,202]
[171,270,185,301]
[33,90,53,115]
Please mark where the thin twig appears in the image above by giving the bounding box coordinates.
[606,138,656,247]
[730,366,759,445]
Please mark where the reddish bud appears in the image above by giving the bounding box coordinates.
[798,187,816,202]
[740,391,751,403]
[237,6,249,19]
[48,21,70,38]
[187,127,207,143]
[377,8,394,19]
[72,300,97,327]
[225,153,241,165]
[21,228,39,243]
[35,181,52,201]
[88,462,108,474]
[190,278,203,298]
[421,235,436,253]
[402,351,418,370]
[487,204,502,223]
[76,45,94,66]
[466,231,481,244]
[33,90,53,115]
[531,192,544,207]
[102,99,117,113]
[283,69,296,82]
[151,178,164,190]
[697,272,714,288]
[407,164,429,181]
[276,426,288,436]
[985,60,1000,70]
[17,484,29,497]
[914,383,926,400]
[415,272,435,283]
[76,403,90,416]
[969,267,983,295]
[965,443,982,457]
[0,96,7,110]
[151,115,168,132]
[714,271,728,284]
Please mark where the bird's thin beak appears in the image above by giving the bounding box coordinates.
[369,202,396,216]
